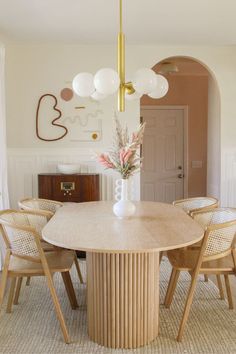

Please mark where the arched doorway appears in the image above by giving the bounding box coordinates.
[140,56,220,203]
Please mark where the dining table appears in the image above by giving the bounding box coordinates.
[42,200,204,349]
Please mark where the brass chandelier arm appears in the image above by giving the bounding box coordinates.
[124,82,135,95]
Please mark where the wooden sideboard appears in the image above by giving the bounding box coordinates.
[38,173,100,203]
[38,173,100,259]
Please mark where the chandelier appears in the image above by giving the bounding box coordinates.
[72,0,169,112]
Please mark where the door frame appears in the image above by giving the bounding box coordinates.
[140,105,189,199]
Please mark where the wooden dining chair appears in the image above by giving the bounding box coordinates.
[18,198,61,255]
[5,208,63,300]
[18,197,63,214]
[173,196,218,215]
[164,208,236,342]
[0,209,79,343]
[18,197,83,284]
[173,196,219,284]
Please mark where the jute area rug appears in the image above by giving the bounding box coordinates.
[0,258,236,354]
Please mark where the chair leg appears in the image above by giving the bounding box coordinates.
[164,268,176,307]
[224,275,234,310]
[204,274,208,282]
[164,269,180,308]
[232,249,236,270]
[0,250,11,312]
[26,277,31,286]
[44,270,70,343]
[216,275,225,300]
[159,251,163,264]
[177,270,199,342]
[6,278,16,313]
[61,271,78,309]
[14,277,23,305]
[74,254,84,284]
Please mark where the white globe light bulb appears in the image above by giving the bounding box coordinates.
[133,68,158,94]
[148,74,169,99]
[91,91,107,101]
[94,68,120,95]
[125,91,142,101]
[72,72,95,97]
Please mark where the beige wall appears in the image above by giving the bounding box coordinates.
[141,74,208,197]
[5,44,139,149]
[5,44,236,206]
[4,44,141,206]
[207,75,220,198]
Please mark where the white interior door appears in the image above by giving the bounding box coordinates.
[141,107,185,203]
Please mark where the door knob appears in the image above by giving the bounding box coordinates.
[178,173,184,179]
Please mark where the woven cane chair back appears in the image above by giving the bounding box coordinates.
[173,197,218,215]
[18,198,63,214]
[193,208,236,258]
[0,210,47,259]
[13,211,48,236]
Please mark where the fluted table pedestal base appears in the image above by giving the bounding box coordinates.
[87,252,159,349]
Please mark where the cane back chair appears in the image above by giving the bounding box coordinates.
[0,209,80,343]
[18,198,83,284]
[18,198,63,214]
[165,208,236,342]
[173,196,218,215]
[173,196,219,283]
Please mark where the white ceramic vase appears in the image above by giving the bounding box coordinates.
[113,179,136,218]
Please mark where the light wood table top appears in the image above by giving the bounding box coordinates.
[43,201,204,348]
[42,201,204,253]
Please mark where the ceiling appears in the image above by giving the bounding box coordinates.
[0,0,236,45]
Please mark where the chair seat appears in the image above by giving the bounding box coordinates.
[167,249,235,273]
[8,250,75,276]
[41,240,57,251]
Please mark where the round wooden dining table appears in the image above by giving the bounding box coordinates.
[42,201,203,349]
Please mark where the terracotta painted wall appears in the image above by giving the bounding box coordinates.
[141,74,208,197]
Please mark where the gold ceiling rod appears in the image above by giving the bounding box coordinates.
[117,0,135,112]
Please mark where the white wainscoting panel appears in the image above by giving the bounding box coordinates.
[221,149,236,207]
[7,148,140,209]
[9,148,234,209]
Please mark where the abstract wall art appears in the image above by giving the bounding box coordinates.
[36,87,103,143]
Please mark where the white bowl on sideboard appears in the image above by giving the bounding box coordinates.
[57,163,80,174]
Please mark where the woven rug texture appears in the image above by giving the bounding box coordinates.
[0,258,236,354]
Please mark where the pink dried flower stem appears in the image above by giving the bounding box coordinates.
[98,153,115,169]
[97,118,146,179]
